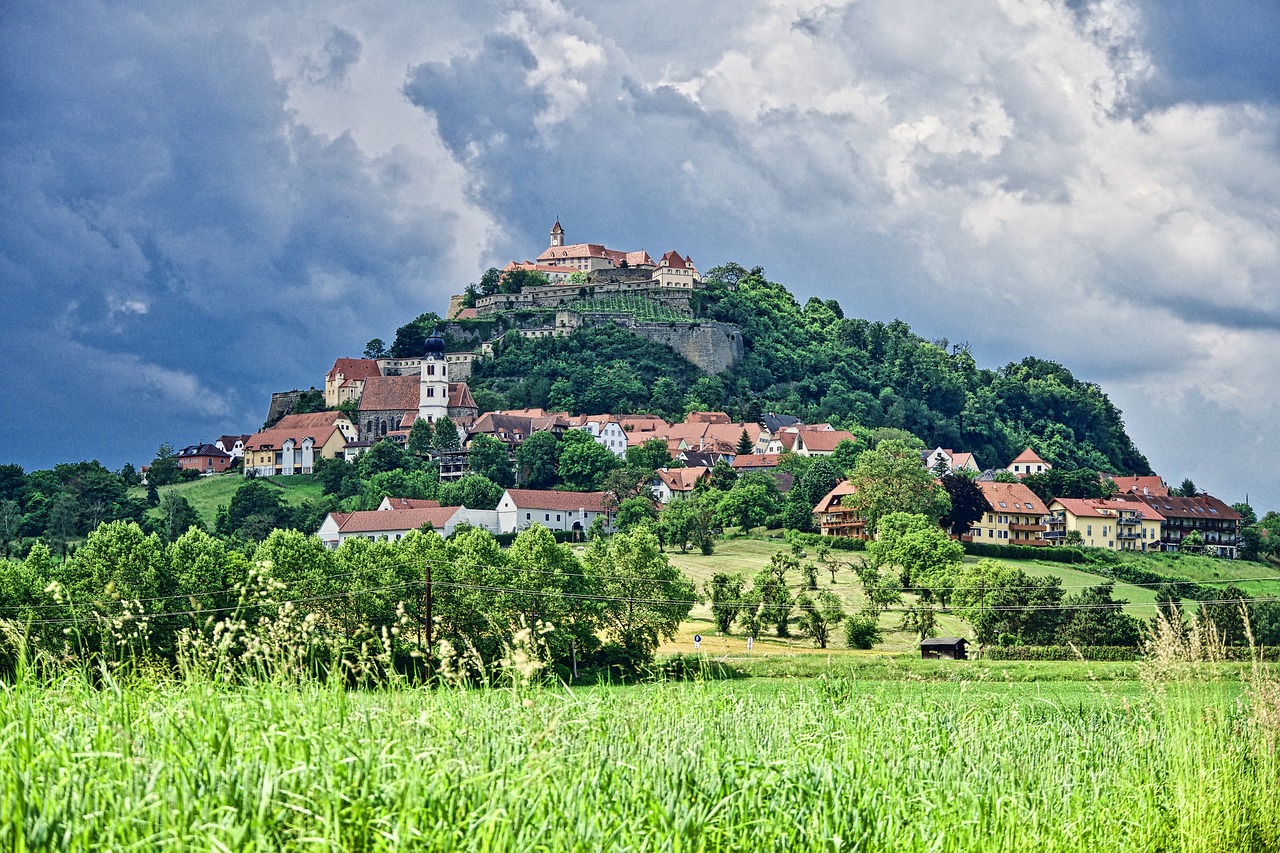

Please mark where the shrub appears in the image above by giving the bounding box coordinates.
[844,615,882,650]
[963,542,1084,564]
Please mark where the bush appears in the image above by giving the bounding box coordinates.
[844,615,882,650]
[963,542,1085,564]
[789,532,866,552]
[651,654,744,682]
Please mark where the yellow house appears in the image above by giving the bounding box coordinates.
[243,412,352,477]
[971,481,1050,546]
[1046,498,1164,551]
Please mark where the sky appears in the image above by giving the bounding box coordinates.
[1,0,1278,513]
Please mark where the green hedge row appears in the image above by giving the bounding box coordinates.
[962,541,1086,564]
[1085,558,1217,599]
[982,646,1140,661]
[790,532,867,552]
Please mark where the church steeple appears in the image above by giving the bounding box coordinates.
[550,219,564,248]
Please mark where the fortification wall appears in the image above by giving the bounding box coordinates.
[629,321,744,375]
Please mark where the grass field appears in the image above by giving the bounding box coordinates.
[2,664,1276,851]
[131,473,328,528]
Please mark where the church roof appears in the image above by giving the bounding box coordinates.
[360,376,419,412]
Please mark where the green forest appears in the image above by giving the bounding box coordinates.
[407,264,1150,475]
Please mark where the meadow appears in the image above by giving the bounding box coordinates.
[1,659,1278,851]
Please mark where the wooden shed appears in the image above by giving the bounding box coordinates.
[920,638,968,660]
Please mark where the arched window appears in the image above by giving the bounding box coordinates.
[426,365,434,375]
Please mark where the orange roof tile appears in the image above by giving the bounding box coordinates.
[503,489,611,512]
[327,358,381,383]
[975,481,1048,515]
[360,376,419,412]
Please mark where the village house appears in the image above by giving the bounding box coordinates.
[923,447,980,474]
[651,467,709,503]
[567,415,629,458]
[1112,492,1242,558]
[316,504,500,548]
[971,481,1050,545]
[1103,474,1169,497]
[243,411,354,477]
[324,358,382,408]
[175,443,233,474]
[1007,448,1051,478]
[214,434,252,460]
[812,481,868,539]
[1046,498,1164,552]
[496,489,613,536]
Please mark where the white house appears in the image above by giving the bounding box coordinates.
[496,489,613,535]
[651,467,709,504]
[568,416,629,458]
[317,505,501,548]
[924,447,980,474]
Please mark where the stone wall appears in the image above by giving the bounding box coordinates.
[629,321,744,375]
[471,280,695,317]
[265,391,304,428]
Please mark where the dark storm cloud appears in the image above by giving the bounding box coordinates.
[0,3,473,470]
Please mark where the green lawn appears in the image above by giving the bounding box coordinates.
[131,473,327,528]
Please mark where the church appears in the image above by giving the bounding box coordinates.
[357,332,477,442]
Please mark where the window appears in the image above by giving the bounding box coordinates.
[1087,524,1092,535]
[556,514,561,522]
[999,501,1007,508]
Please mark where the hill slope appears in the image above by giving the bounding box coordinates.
[453,264,1149,475]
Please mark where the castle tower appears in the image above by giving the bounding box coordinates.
[418,332,449,423]
[550,219,564,248]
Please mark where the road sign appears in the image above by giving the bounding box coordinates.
[693,634,702,649]
[746,637,754,652]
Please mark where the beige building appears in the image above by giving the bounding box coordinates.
[243,412,353,477]
[1047,498,1164,552]
[971,481,1050,546]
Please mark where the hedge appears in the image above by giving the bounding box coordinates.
[982,646,1141,661]
[962,541,1085,564]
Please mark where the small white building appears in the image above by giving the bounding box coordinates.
[496,489,613,535]
[568,416,629,458]
[317,505,500,548]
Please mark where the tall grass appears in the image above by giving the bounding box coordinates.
[2,662,1278,850]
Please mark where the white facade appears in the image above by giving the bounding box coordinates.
[574,420,628,458]
[496,492,613,535]
[418,352,449,424]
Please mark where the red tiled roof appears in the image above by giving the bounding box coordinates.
[327,358,381,383]
[360,376,419,412]
[814,481,857,513]
[503,489,610,512]
[275,411,350,431]
[455,308,479,320]
[1010,447,1047,465]
[1052,497,1166,522]
[733,453,781,469]
[245,422,342,452]
[798,429,856,453]
[338,507,461,534]
[382,498,443,510]
[1114,493,1241,522]
[657,467,709,492]
[975,481,1049,515]
[624,251,655,267]
[1104,475,1169,497]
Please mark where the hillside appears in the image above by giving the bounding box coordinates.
[408,264,1150,475]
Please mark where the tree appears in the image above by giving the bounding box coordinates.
[735,429,754,456]
[557,432,619,492]
[705,573,745,633]
[1058,582,1141,647]
[843,440,951,533]
[707,460,737,492]
[148,443,181,487]
[615,495,658,532]
[749,555,795,637]
[1233,502,1258,527]
[515,430,560,489]
[625,438,671,473]
[438,474,504,510]
[951,559,1064,646]
[407,418,435,456]
[843,615,882,649]
[1175,478,1198,498]
[648,377,684,420]
[363,338,388,359]
[796,591,845,648]
[467,433,514,487]
[117,462,141,487]
[868,512,964,600]
[602,466,655,510]
[899,602,938,641]
[478,267,501,295]
[688,493,719,555]
[0,499,20,559]
[433,415,461,450]
[939,474,990,537]
[45,492,79,558]
[716,482,771,532]
[220,480,286,540]
[157,492,201,543]
[588,525,697,660]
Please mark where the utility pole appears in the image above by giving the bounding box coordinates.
[424,563,434,674]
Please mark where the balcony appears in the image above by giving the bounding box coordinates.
[1116,516,1140,526]
[1009,523,1047,533]
[1117,531,1142,540]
